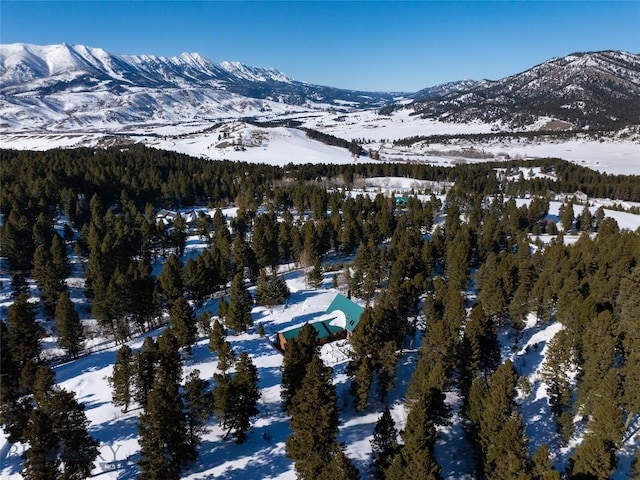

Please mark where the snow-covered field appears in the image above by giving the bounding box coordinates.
[2,109,638,175]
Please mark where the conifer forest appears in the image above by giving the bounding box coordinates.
[1,146,639,480]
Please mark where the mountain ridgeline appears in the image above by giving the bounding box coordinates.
[1,44,639,131]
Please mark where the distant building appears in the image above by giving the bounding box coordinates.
[275,293,364,352]
[573,191,588,203]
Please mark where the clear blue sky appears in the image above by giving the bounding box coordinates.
[2,1,639,92]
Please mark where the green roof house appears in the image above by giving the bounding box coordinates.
[275,293,364,351]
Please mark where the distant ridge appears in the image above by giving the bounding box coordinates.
[1,43,638,131]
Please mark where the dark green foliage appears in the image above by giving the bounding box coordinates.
[348,293,404,411]
[459,303,500,398]
[531,444,562,480]
[134,336,158,408]
[569,435,616,480]
[158,254,184,307]
[212,352,260,443]
[32,241,66,316]
[208,318,226,353]
[183,370,211,461]
[255,269,291,306]
[286,355,339,480]
[226,273,253,333]
[281,323,318,412]
[618,265,640,424]
[321,450,361,480]
[137,379,189,480]
[307,258,324,289]
[21,377,99,480]
[216,340,236,373]
[109,345,134,413]
[54,291,84,358]
[169,296,197,353]
[5,294,41,389]
[371,407,399,479]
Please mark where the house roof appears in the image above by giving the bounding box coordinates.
[279,319,343,341]
[325,293,364,333]
[277,294,364,344]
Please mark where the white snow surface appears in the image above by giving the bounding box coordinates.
[2,110,638,175]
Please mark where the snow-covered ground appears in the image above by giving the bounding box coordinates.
[2,110,638,175]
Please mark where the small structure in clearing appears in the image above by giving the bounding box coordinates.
[275,293,364,352]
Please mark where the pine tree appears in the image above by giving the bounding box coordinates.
[170,296,197,353]
[183,370,211,461]
[158,254,184,307]
[370,406,399,479]
[286,355,339,480]
[32,243,65,316]
[54,291,84,358]
[484,414,531,480]
[208,318,226,353]
[569,434,616,480]
[22,409,61,480]
[322,450,361,480]
[134,336,158,408]
[6,294,41,388]
[138,378,189,480]
[218,352,260,443]
[307,257,324,289]
[531,444,562,480]
[281,323,318,411]
[216,339,236,373]
[109,345,134,412]
[226,273,253,333]
[22,381,99,480]
[393,393,442,480]
[618,265,640,428]
[540,328,574,439]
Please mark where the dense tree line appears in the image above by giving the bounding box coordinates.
[2,146,639,478]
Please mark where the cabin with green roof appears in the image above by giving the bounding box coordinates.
[275,293,364,352]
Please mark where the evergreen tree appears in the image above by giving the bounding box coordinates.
[226,273,253,333]
[158,254,184,307]
[307,257,324,289]
[286,355,339,480]
[386,393,442,480]
[531,444,562,480]
[281,323,319,412]
[5,294,41,389]
[216,339,236,373]
[138,378,189,480]
[32,243,65,316]
[370,407,399,479]
[212,352,260,443]
[321,450,361,480]
[618,265,640,428]
[133,336,158,408]
[109,345,134,412]
[569,434,616,480]
[54,291,84,358]
[183,370,211,461]
[540,328,574,439]
[22,382,99,480]
[169,296,197,353]
[208,318,226,353]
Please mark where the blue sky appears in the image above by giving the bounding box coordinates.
[2,1,639,92]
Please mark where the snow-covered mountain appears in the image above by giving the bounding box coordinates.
[1,44,639,133]
[408,51,640,128]
[0,43,401,131]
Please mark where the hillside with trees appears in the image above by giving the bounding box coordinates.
[1,146,639,479]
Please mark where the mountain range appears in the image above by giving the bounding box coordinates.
[1,43,639,132]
